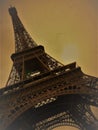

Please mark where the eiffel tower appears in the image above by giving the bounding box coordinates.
[0,6,98,130]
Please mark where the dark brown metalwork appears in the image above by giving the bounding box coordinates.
[0,6,98,130]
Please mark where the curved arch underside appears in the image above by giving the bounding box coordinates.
[6,95,98,130]
[53,126,79,130]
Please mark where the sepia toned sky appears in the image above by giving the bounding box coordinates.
[0,0,98,129]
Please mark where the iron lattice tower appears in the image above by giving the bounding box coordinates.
[0,7,98,130]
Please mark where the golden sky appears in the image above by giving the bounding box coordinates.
[0,0,98,129]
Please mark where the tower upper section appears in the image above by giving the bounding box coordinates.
[9,7,37,52]
[6,7,64,86]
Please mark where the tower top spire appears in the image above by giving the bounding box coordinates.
[9,7,37,52]
[9,6,17,16]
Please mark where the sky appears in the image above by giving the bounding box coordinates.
[0,0,98,130]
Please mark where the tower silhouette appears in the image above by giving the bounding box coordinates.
[0,7,98,130]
